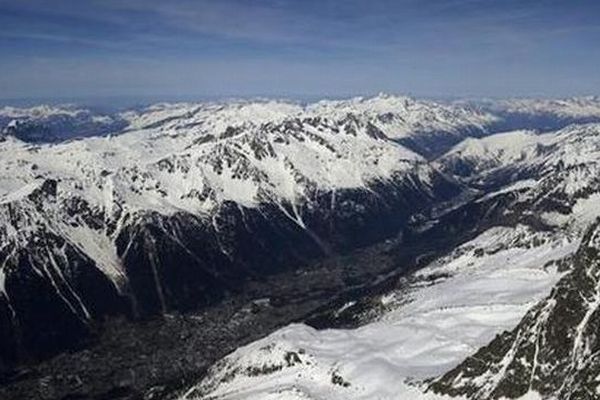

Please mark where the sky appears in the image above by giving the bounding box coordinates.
[0,0,599,102]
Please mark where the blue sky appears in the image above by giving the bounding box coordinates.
[1,0,599,101]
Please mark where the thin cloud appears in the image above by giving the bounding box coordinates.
[0,0,598,99]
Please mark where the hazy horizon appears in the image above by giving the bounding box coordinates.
[2,92,600,112]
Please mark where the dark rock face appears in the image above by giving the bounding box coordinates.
[0,298,17,370]
[0,180,127,366]
[114,172,461,319]
[430,219,600,400]
[117,213,227,317]
[0,232,129,364]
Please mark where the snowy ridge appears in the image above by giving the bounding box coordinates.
[306,94,497,140]
[120,100,304,132]
[0,103,435,317]
[436,130,545,175]
[0,94,500,218]
[118,94,497,140]
[0,105,427,216]
[1,94,500,159]
[439,123,600,174]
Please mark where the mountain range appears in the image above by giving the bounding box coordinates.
[1,94,600,400]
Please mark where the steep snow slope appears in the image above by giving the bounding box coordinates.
[435,130,545,177]
[181,225,575,400]
[431,220,600,400]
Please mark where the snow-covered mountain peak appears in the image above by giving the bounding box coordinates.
[121,99,304,133]
[305,94,497,141]
[438,123,600,177]
[436,123,600,237]
[442,129,541,161]
[114,95,499,154]
[307,93,414,115]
